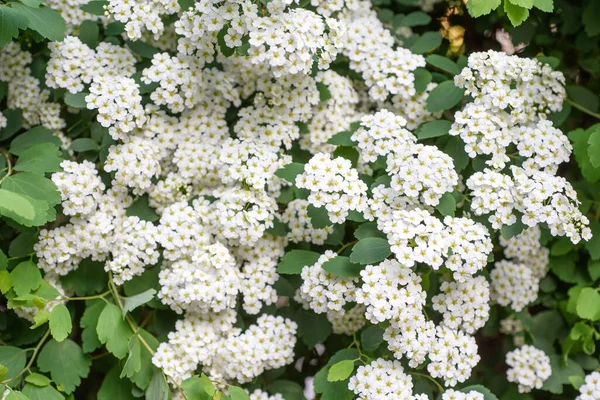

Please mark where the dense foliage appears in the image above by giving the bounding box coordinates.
[1,0,600,399]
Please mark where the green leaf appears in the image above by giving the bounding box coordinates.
[49,304,72,342]
[417,120,452,140]
[10,126,61,156]
[410,32,442,54]
[22,384,65,400]
[146,368,170,400]
[349,238,391,265]
[568,128,600,183]
[568,85,599,114]
[11,261,42,297]
[64,92,88,109]
[500,219,526,239]
[275,163,305,183]
[507,0,533,8]
[125,40,160,58]
[360,325,384,351]
[62,260,108,297]
[0,364,9,382]
[426,55,460,75]
[97,302,134,359]
[354,222,385,240]
[126,195,159,222]
[328,131,358,146]
[0,249,6,270]
[267,380,304,400]
[0,189,38,225]
[427,81,465,112]
[504,0,529,26]
[217,26,235,57]
[120,335,142,379]
[0,5,30,47]
[396,11,431,27]
[181,376,212,400]
[327,360,355,382]
[533,0,552,11]
[9,231,39,258]
[228,386,250,400]
[130,329,158,390]
[80,1,107,15]
[307,204,332,229]
[460,385,499,399]
[14,143,62,175]
[314,348,359,395]
[122,289,156,317]
[31,310,50,329]
[321,256,362,278]
[413,67,432,93]
[0,347,26,385]
[0,109,23,141]
[277,250,321,274]
[436,193,456,216]
[37,339,91,394]
[0,271,10,294]
[588,126,600,168]
[296,309,332,348]
[2,173,61,207]
[468,0,501,17]
[79,20,99,48]
[588,260,600,281]
[543,356,584,394]
[576,288,600,321]
[317,82,332,101]
[551,237,574,256]
[11,4,66,41]
[5,392,29,400]
[24,373,51,387]
[583,0,600,37]
[98,365,135,400]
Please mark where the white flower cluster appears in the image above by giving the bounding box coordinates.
[500,316,526,346]
[500,226,549,278]
[52,160,106,216]
[505,345,552,393]
[46,0,102,34]
[107,0,180,40]
[281,199,333,245]
[295,153,369,224]
[239,257,279,314]
[432,275,490,334]
[577,371,600,400]
[441,390,484,400]
[0,111,6,130]
[348,358,419,400]
[249,389,285,400]
[427,326,480,387]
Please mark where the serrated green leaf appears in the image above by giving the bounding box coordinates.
[0,189,37,225]
[275,162,305,183]
[568,128,600,183]
[533,0,552,11]
[120,335,142,379]
[60,260,108,297]
[98,365,135,400]
[14,143,62,175]
[146,368,170,400]
[314,348,358,395]
[10,126,61,156]
[97,303,133,359]
[228,386,250,400]
[576,288,600,321]
[360,325,384,351]
[37,339,91,394]
[49,304,72,342]
[588,126,600,168]
[11,261,42,297]
[80,300,105,353]
[327,360,355,382]
[354,222,385,240]
[0,5,30,47]
[427,80,465,112]
[31,310,49,329]
[507,0,533,8]
[349,238,391,265]
[321,256,363,278]
[181,376,212,400]
[24,373,51,387]
[0,347,26,386]
[11,4,65,41]
[277,250,321,274]
[504,0,530,26]
[5,392,29,400]
[22,384,64,400]
[2,173,61,207]
[130,329,158,390]
[468,0,501,17]
[122,289,156,318]
[0,270,12,294]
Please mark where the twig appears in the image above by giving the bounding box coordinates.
[567,98,600,120]
[1,330,50,385]
[0,148,12,185]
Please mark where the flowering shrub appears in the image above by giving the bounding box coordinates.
[2,0,600,399]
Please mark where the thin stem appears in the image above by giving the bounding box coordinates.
[567,98,600,120]
[1,330,50,385]
[337,240,357,254]
[409,371,444,394]
[64,290,111,301]
[0,148,12,185]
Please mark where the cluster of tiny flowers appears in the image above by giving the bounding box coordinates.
[432,275,490,334]
[0,111,6,130]
[490,260,539,312]
[441,390,484,400]
[239,257,279,314]
[158,243,240,314]
[500,226,549,278]
[85,76,146,140]
[46,36,136,93]
[500,316,526,346]
[296,250,358,313]
[427,326,480,387]
[295,153,369,224]
[348,358,417,399]
[328,304,367,335]
[452,50,566,169]
[248,389,285,400]
[281,199,333,245]
[107,0,180,40]
[576,371,600,400]
[52,160,105,215]
[505,345,552,393]
[104,136,162,194]
[208,315,297,384]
